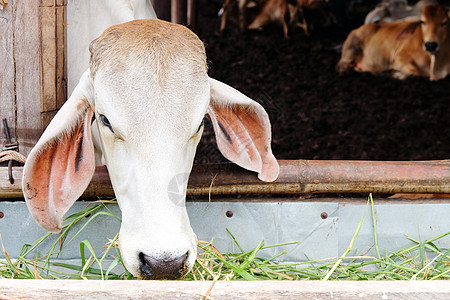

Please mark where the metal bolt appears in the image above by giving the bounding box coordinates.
[226,211,233,218]
[0,211,4,219]
[320,212,328,219]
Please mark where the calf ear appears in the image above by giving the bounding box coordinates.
[396,22,420,40]
[22,72,96,233]
[208,77,279,182]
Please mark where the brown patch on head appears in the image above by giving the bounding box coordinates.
[422,4,449,21]
[89,19,207,83]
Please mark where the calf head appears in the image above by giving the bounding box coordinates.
[399,5,449,54]
[420,4,449,54]
[22,19,279,279]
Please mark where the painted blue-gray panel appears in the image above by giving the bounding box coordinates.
[338,203,450,257]
[187,202,339,261]
[0,202,122,260]
[1,201,449,265]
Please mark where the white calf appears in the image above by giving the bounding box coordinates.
[23,19,279,279]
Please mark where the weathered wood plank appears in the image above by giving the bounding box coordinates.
[40,0,67,7]
[55,4,66,109]
[0,0,67,157]
[14,1,42,155]
[0,280,449,300]
[0,0,16,145]
[39,4,66,129]
[40,6,57,114]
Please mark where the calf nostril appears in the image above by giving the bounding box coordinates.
[139,252,154,279]
[424,42,438,52]
[139,252,188,280]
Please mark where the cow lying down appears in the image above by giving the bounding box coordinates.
[338,4,450,81]
[22,20,280,280]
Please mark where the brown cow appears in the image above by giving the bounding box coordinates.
[220,0,249,32]
[247,0,333,37]
[247,0,291,37]
[338,4,450,81]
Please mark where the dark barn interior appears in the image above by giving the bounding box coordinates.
[190,0,450,166]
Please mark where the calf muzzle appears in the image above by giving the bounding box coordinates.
[424,41,439,53]
[139,252,188,280]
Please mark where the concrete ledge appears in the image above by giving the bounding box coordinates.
[1,279,450,299]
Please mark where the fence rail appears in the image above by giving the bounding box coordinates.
[2,159,450,198]
[1,280,450,299]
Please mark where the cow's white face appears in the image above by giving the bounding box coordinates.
[90,64,209,279]
[22,19,279,280]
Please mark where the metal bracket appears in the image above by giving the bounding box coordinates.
[2,118,20,184]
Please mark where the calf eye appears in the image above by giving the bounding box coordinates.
[442,21,449,27]
[99,114,114,133]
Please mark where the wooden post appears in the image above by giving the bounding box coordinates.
[172,0,187,25]
[153,0,196,26]
[39,0,67,130]
[0,1,16,145]
[187,0,197,28]
[0,0,66,156]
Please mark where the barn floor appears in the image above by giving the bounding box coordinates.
[193,2,450,166]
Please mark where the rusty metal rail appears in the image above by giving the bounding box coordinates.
[1,160,450,198]
[188,160,450,195]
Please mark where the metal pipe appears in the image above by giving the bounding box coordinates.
[2,119,11,142]
[187,160,450,195]
[2,160,450,198]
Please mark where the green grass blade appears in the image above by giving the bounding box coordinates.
[323,199,369,281]
[369,194,381,260]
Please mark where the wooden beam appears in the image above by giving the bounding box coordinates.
[0,1,16,146]
[2,160,450,198]
[39,0,67,130]
[7,1,42,154]
[0,1,66,156]
[0,280,449,299]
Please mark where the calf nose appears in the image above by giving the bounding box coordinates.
[139,252,188,279]
[424,42,439,53]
